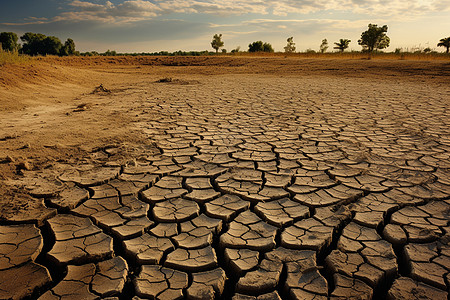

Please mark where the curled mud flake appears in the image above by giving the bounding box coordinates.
[141,178,187,203]
[118,172,159,184]
[331,222,398,289]
[185,177,214,189]
[281,218,333,253]
[1,262,52,300]
[232,291,282,300]
[219,210,277,251]
[111,216,154,240]
[330,273,373,300]
[58,166,121,187]
[91,256,128,297]
[153,198,200,222]
[236,259,283,295]
[350,194,399,228]
[7,174,65,198]
[72,197,127,229]
[89,183,119,199]
[47,214,113,266]
[225,248,259,275]
[383,224,407,246]
[390,203,447,243]
[116,195,150,219]
[205,194,250,222]
[397,184,449,200]
[0,194,57,227]
[264,172,292,188]
[150,222,179,238]
[337,174,390,193]
[187,267,227,299]
[255,198,310,227]
[165,246,218,272]
[293,186,359,208]
[48,183,89,210]
[134,265,188,299]
[404,242,449,290]
[0,224,43,270]
[387,277,448,300]
[290,289,327,300]
[0,224,50,299]
[184,188,221,203]
[173,160,228,177]
[124,234,174,264]
[174,214,222,249]
[285,262,328,296]
[313,205,352,228]
[39,264,97,300]
[293,171,337,189]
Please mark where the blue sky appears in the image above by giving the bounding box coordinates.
[1,0,449,52]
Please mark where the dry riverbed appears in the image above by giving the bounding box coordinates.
[0,56,449,299]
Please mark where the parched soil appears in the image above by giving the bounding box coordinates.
[0,56,449,299]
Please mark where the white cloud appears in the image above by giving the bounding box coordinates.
[4,0,449,26]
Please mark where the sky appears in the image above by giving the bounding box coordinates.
[0,0,449,53]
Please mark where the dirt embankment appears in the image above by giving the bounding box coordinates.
[36,55,450,83]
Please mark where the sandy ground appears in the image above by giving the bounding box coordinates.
[1,57,448,172]
[0,56,449,299]
[0,55,449,223]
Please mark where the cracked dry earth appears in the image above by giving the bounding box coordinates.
[1,73,450,300]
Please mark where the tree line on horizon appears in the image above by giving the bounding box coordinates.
[1,24,449,57]
[211,24,450,54]
[0,32,77,56]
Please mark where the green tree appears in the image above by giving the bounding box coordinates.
[43,36,63,55]
[60,38,76,56]
[334,39,351,52]
[0,32,19,52]
[319,38,328,53]
[437,37,450,53]
[211,34,224,53]
[284,37,296,53]
[263,42,274,52]
[358,24,390,52]
[249,41,264,52]
[249,41,274,52]
[21,32,47,55]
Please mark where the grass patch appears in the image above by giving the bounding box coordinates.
[0,49,31,65]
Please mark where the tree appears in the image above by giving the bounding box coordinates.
[319,39,328,53]
[248,41,264,52]
[334,39,351,52]
[437,37,450,53]
[60,38,76,56]
[284,37,296,53]
[21,32,47,55]
[0,32,19,52]
[249,41,264,52]
[20,32,71,56]
[249,41,274,52]
[263,42,274,52]
[42,36,63,55]
[358,24,390,52]
[211,34,224,53]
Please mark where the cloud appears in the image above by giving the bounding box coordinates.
[59,0,161,23]
[4,0,448,27]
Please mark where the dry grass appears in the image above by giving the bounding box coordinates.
[0,49,31,65]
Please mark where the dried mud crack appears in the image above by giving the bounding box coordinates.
[0,67,449,299]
